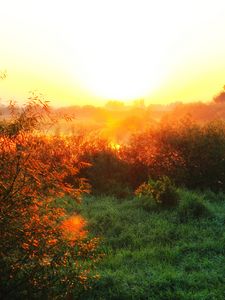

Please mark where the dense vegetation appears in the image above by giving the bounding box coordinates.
[78,118,225,195]
[1,96,225,299]
[0,100,101,299]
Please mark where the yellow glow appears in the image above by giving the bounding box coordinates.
[1,0,225,105]
[110,142,121,151]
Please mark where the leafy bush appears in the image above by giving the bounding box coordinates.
[126,119,225,192]
[79,145,132,198]
[177,190,212,221]
[135,176,179,209]
[0,100,101,299]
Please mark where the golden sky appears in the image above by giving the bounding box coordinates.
[1,0,225,106]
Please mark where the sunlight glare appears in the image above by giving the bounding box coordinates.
[70,0,173,101]
[110,142,121,151]
[1,0,225,105]
[79,38,169,101]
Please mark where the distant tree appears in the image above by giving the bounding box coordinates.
[213,86,225,103]
[105,100,125,110]
[132,99,145,108]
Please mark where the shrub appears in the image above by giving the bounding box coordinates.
[126,119,225,192]
[135,176,179,209]
[0,100,101,299]
[79,145,132,198]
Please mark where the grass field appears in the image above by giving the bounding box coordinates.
[57,190,225,299]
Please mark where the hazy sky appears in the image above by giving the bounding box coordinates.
[1,0,225,106]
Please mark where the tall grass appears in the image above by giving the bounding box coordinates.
[61,189,225,299]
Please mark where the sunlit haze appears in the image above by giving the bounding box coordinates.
[1,0,225,106]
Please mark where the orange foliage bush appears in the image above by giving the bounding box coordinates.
[122,118,225,191]
[0,99,100,299]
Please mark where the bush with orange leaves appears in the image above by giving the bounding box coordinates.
[0,99,101,299]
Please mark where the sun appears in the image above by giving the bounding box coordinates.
[85,59,164,101]
[78,44,169,102]
[70,1,171,103]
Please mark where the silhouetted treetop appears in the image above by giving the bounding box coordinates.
[213,85,225,103]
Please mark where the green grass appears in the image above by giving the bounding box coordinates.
[61,190,225,299]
